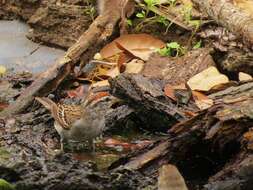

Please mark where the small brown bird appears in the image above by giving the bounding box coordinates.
[35,96,113,152]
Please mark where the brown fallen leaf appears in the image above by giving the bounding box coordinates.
[158,164,188,190]
[0,102,9,110]
[91,80,110,88]
[100,34,165,61]
[66,85,89,99]
[164,83,186,101]
[84,91,110,106]
[106,66,120,78]
[104,138,133,149]
[192,91,214,110]
[125,59,145,74]
[187,66,229,91]
[104,138,153,151]
[239,72,252,81]
[234,0,253,16]
[243,130,253,150]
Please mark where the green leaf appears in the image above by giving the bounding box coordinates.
[127,19,133,26]
[136,10,145,18]
[157,47,171,56]
[167,42,180,49]
[0,179,15,190]
[136,13,144,18]
[193,40,202,49]
[188,20,201,30]
[144,0,160,8]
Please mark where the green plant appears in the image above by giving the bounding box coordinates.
[0,179,15,190]
[181,4,201,30]
[156,16,170,26]
[180,4,202,47]
[84,2,96,20]
[136,10,146,18]
[168,0,177,6]
[134,1,172,32]
[157,42,185,57]
[193,40,202,49]
[144,0,160,8]
[127,19,133,26]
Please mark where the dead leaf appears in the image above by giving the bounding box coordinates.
[91,80,110,88]
[0,102,8,110]
[187,66,229,91]
[104,138,153,151]
[234,0,253,16]
[125,59,144,74]
[239,72,252,81]
[243,129,253,150]
[158,164,188,190]
[0,66,6,76]
[106,66,120,78]
[164,84,177,101]
[100,34,165,61]
[67,85,89,99]
[192,91,214,110]
[183,110,197,117]
[86,91,110,104]
[117,52,134,72]
[104,138,132,148]
[164,83,186,101]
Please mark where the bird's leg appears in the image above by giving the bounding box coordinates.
[90,139,95,152]
[60,139,64,152]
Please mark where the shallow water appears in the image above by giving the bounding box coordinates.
[0,20,65,73]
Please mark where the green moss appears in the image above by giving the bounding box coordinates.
[0,179,15,190]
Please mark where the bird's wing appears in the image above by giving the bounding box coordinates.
[56,104,83,130]
[35,97,57,111]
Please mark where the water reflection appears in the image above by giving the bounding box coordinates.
[0,20,65,73]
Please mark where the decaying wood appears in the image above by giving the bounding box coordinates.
[192,0,253,46]
[0,0,125,118]
[110,74,253,189]
[109,73,198,122]
[142,48,215,84]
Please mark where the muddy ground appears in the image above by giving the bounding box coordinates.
[1,1,253,190]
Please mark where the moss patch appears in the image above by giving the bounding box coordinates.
[0,179,15,190]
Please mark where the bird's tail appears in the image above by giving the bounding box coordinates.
[35,97,56,111]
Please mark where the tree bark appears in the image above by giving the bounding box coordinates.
[192,0,253,47]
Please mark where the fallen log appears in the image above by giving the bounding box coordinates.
[0,0,124,117]
[110,74,253,189]
[192,0,253,46]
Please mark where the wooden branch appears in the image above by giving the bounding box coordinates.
[0,2,122,117]
[192,0,253,46]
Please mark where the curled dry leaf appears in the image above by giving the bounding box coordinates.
[192,91,213,110]
[164,83,186,101]
[125,59,144,74]
[91,80,110,88]
[239,72,252,81]
[187,66,229,91]
[100,34,165,61]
